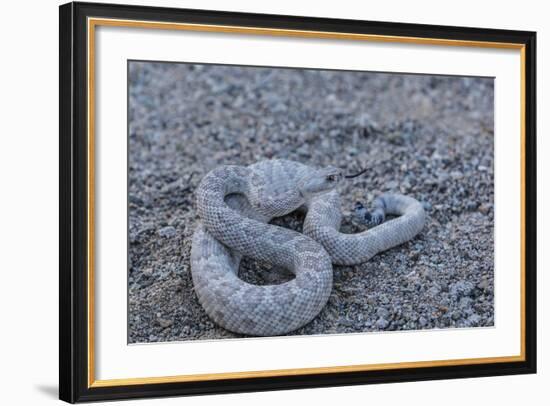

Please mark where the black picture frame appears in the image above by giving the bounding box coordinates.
[59,1,537,403]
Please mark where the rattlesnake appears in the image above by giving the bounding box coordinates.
[190,159,425,336]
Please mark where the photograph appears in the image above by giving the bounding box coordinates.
[56,2,536,402]
[127,61,495,343]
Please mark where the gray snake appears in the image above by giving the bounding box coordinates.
[190,159,425,336]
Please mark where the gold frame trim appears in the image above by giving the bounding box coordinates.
[87,17,527,388]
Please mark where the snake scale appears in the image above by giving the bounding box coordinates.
[191,159,425,336]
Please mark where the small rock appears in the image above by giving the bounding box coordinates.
[386,180,399,190]
[386,131,403,145]
[356,113,380,135]
[139,278,154,288]
[450,281,475,299]
[158,226,176,238]
[341,319,354,328]
[157,318,173,328]
[458,296,473,309]
[129,195,144,206]
[467,313,482,325]
[375,318,389,329]
[477,278,491,290]
[478,204,491,215]
[450,171,463,180]
[376,308,390,319]
[427,286,441,297]
[466,202,478,211]
[296,145,310,158]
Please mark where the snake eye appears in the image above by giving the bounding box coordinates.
[326,175,335,182]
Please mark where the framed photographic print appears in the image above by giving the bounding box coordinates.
[59,1,537,403]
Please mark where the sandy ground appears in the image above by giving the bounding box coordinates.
[128,61,494,343]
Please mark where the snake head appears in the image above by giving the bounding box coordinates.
[298,166,343,198]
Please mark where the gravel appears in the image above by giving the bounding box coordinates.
[128,61,494,343]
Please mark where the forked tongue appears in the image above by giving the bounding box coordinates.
[344,168,367,179]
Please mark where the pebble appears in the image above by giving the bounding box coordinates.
[157,318,173,328]
[477,278,491,290]
[377,307,390,319]
[158,226,176,238]
[386,180,399,190]
[478,203,492,215]
[375,318,389,329]
[450,281,475,299]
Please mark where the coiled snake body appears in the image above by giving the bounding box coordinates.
[191,159,425,336]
